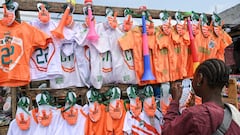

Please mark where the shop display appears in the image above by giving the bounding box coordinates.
[0,0,238,134]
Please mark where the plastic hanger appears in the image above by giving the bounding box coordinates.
[127,86,142,117]
[86,88,102,122]
[16,96,30,115]
[16,96,31,130]
[62,91,77,112]
[1,1,19,26]
[37,2,50,24]
[143,85,157,117]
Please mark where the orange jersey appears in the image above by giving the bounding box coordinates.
[172,24,190,79]
[154,26,172,83]
[107,100,127,135]
[0,21,51,86]
[85,104,112,135]
[118,26,156,85]
[215,29,232,61]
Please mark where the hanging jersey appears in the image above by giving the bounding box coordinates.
[154,26,172,83]
[29,20,75,81]
[103,22,137,84]
[85,104,112,135]
[32,108,61,135]
[74,23,110,89]
[172,24,190,78]
[55,105,88,135]
[97,23,114,85]
[123,110,163,135]
[194,26,213,63]
[0,21,51,87]
[118,26,156,85]
[7,110,38,135]
[107,99,127,135]
[50,41,84,88]
[210,28,232,61]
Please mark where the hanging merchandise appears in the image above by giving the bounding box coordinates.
[118,6,157,85]
[153,11,172,83]
[84,88,113,135]
[160,82,172,115]
[123,85,164,135]
[101,7,137,85]
[7,97,37,135]
[121,8,134,32]
[85,0,99,42]
[196,13,213,62]
[140,6,156,82]
[171,11,190,79]
[32,92,61,135]
[127,86,142,117]
[0,2,52,87]
[123,86,143,134]
[51,2,71,39]
[30,2,84,88]
[209,12,233,61]
[74,0,112,89]
[106,87,126,134]
[64,1,75,28]
[29,2,62,81]
[55,91,87,135]
[185,11,200,77]
[136,85,163,134]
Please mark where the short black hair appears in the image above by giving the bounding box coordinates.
[196,59,230,89]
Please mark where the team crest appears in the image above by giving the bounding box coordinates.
[208,40,215,49]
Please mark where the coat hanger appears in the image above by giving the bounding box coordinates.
[62,90,77,112]
[1,1,19,26]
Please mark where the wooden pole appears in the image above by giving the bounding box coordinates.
[11,87,17,119]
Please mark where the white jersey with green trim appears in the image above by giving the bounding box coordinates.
[29,20,75,81]
[49,40,85,88]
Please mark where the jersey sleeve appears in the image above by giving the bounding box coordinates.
[31,26,52,49]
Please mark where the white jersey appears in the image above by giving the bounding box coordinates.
[29,20,74,81]
[50,40,84,88]
[123,110,163,135]
[104,22,137,84]
[55,104,88,135]
[7,110,38,135]
[33,109,61,135]
[74,23,110,89]
[97,22,114,85]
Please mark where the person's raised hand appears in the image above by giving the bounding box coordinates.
[170,81,183,101]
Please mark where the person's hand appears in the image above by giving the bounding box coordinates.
[170,81,183,101]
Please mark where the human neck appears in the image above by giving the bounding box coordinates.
[202,91,224,108]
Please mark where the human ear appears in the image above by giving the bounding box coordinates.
[196,73,204,86]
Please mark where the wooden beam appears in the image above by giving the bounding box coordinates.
[14,0,211,19]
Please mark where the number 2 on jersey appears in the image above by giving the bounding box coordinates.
[1,46,14,65]
[35,47,48,64]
